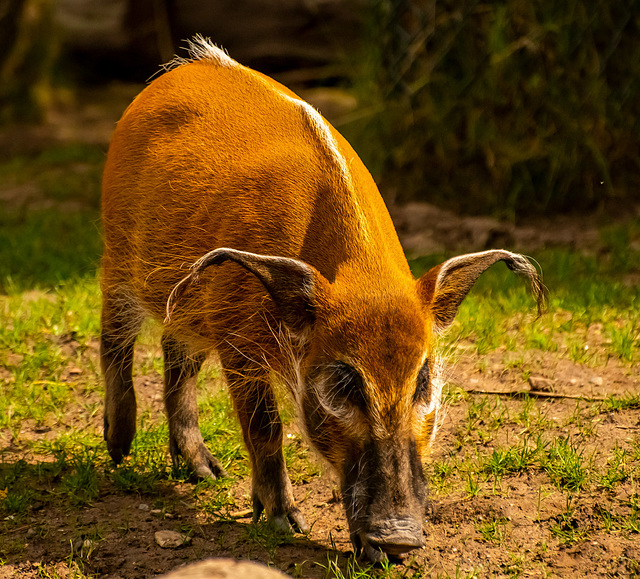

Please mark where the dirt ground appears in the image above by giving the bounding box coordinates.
[1,338,638,578]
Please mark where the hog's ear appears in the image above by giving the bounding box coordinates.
[165,248,325,335]
[416,250,548,332]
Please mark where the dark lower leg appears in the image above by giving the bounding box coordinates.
[225,366,308,532]
[162,333,226,479]
[102,330,136,463]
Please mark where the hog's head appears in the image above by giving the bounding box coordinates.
[166,248,546,561]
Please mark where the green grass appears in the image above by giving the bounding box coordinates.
[543,437,589,492]
[0,210,102,293]
[476,516,508,545]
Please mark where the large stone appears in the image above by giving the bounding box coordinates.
[158,558,288,578]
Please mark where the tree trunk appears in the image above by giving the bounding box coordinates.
[0,0,59,124]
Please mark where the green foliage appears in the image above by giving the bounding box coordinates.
[0,459,37,515]
[60,446,101,507]
[599,446,632,490]
[322,554,376,579]
[0,0,60,124]
[196,478,238,520]
[0,143,104,293]
[481,435,544,480]
[549,494,589,544]
[0,281,101,431]
[600,393,640,414]
[244,521,295,560]
[0,210,101,293]
[348,0,640,216]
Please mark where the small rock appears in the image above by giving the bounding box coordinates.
[138,503,150,511]
[6,353,24,366]
[26,528,36,537]
[528,375,554,392]
[150,509,163,515]
[589,376,604,386]
[229,509,252,519]
[155,530,191,549]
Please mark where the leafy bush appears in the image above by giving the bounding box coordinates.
[347,0,640,217]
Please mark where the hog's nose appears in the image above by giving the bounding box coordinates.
[364,518,425,558]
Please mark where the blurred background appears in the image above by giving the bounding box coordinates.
[1,0,639,221]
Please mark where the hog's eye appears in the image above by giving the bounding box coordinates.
[329,362,366,410]
[414,361,430,404]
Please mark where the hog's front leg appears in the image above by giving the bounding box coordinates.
[222,361,308,533]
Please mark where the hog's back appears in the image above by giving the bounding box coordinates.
[101,58,411,353]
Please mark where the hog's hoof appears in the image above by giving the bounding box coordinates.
[252,496,309,534]
[271,509,309,534]
[363,543,387,564]
[169,437,227,480]
[104,416,134,464]
[107,445,128,465]
[192,455,227,480]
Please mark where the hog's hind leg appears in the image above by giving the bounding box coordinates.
[102,291,143,463]
[162,333,226,479]
[222,357,308,533]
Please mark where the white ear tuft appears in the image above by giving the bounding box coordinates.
[416,249,548,332]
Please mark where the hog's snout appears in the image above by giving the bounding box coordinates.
[363,518,425,559]
[341,436,428,561]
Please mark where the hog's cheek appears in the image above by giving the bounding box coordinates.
[340,446,368,537]
[413,406,437,460]
[301,393,354,470]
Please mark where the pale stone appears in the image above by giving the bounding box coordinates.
[157,558,287,578]
[155,530,191,549]
[528,375,554,392]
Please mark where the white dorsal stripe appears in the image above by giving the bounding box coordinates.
[291,99,354,191]
[280,98,372,241]
[162,36,370,241]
